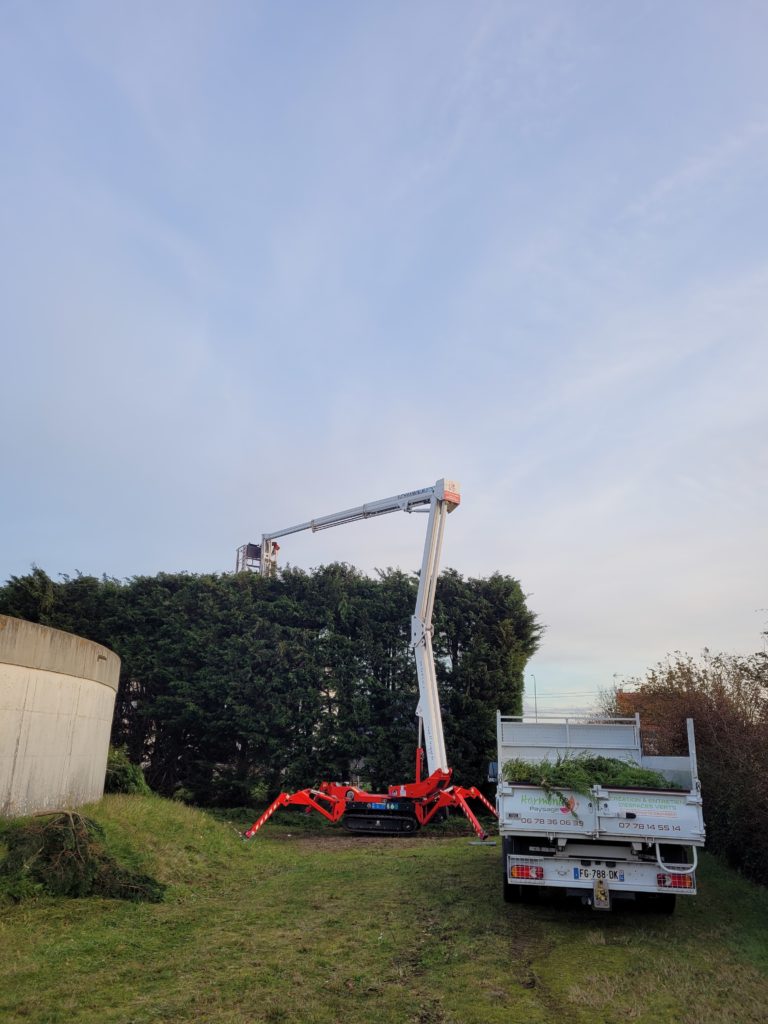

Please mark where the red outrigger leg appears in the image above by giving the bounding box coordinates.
[418,785,498,840]
[243,788,344,838]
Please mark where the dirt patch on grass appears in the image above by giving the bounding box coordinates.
[268,831,422,851]
[261,829,494,852]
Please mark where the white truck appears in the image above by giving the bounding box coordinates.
[494,714,705,912]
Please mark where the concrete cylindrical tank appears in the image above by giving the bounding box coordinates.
[0,615,120,818]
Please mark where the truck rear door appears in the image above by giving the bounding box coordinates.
[594,788,705,844]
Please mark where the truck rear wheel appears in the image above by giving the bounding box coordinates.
[503,877,522,903]
[648,844,689,913]
[638,892,677,914]
[502,836,539,904]
[637,846,689,913]
[502,836,519,902]
[655,894,677,914]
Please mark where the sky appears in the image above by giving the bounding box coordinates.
[1,1,766,713]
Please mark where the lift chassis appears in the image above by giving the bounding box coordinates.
[242,478,497,839]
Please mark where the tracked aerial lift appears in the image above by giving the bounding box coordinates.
[242,478,497,839]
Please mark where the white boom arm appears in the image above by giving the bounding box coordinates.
[259,478,461,776]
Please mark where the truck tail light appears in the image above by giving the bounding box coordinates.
[511,865,544,880]
[657,873,693,889]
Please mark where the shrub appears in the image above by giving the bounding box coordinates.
[105,746,151,795]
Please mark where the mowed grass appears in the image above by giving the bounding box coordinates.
[1,796,767,1024]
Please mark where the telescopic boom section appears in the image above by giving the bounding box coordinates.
[260,478,459,772]
[258,480,460,579]
[412,490,452,775]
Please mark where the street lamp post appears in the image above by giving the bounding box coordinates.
[530,673,538,722]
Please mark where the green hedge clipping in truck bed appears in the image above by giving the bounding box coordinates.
[501,754,683,795]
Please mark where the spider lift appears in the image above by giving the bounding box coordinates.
[242,478,497,839]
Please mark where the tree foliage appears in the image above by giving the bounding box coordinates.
[0,565,540,804]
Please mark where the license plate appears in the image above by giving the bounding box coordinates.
[573,868,624,881]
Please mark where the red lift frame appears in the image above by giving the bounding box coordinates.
[245,750,497,839]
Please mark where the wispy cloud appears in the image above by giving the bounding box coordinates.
[1,2,766,706]
[621,118,768,224]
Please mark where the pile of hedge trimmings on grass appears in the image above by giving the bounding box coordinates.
[501,754,683,795]
[0,811,165,904]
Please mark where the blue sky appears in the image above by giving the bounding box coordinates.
[2,1,766,711]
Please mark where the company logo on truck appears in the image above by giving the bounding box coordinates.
[519,793,579,814]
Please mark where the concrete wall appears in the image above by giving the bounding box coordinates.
[0,615,120,817]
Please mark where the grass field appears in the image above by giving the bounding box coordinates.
[1,795,767,1024]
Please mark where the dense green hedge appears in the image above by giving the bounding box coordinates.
[0,565,540,805]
